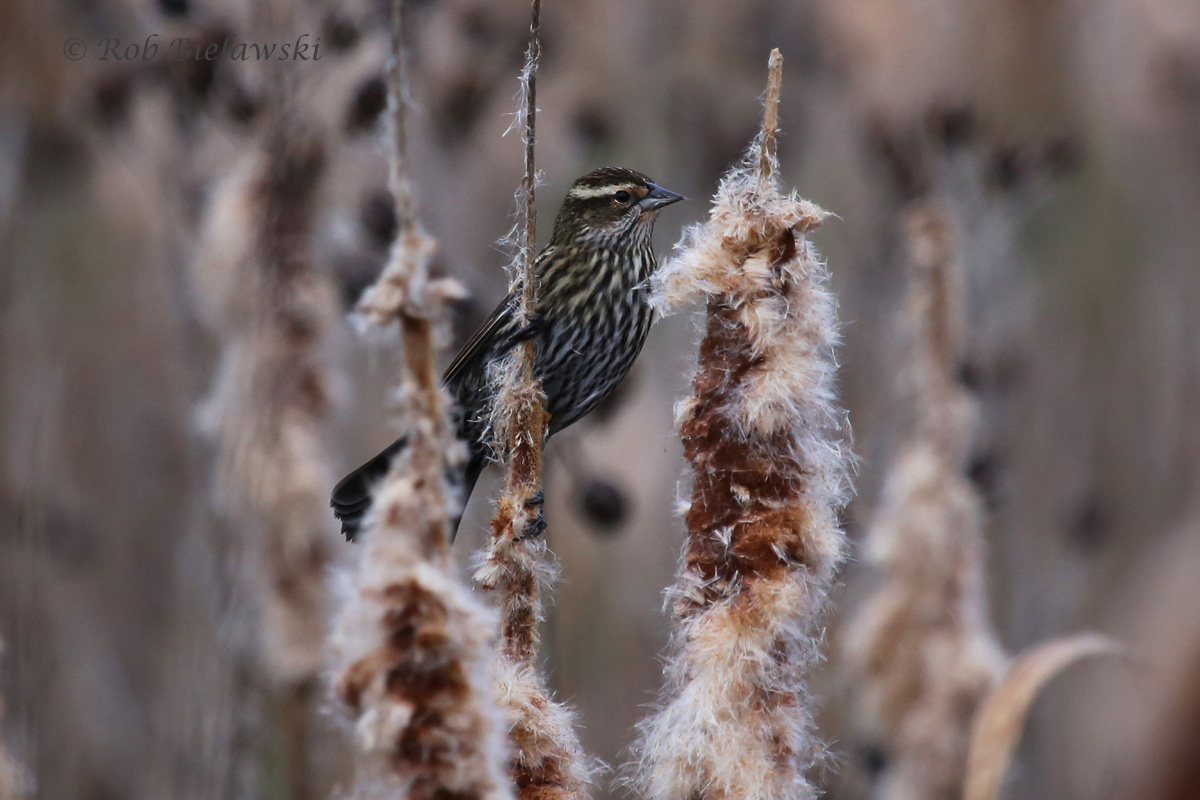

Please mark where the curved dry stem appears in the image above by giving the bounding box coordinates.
[963,634,1124,800]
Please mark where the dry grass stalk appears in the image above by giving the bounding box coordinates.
[472,4,591,799]
[841,203,1006,800]
[629,50,852,800]
[963,634,1122,800]
[330,3,511,798]
[355,0,466,504]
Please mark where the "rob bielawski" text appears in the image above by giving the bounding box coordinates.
[96,34,323,61]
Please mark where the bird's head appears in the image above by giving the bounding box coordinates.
[551,167,684,248]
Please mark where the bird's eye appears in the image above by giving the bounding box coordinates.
[613,190,633,204]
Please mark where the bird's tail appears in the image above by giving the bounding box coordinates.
[330,437,484,542]
[331,437,408,541]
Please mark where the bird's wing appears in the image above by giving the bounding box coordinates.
[445,246,559,387]
[442,294,516,387]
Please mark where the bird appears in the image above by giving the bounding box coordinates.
[331,167,684,541]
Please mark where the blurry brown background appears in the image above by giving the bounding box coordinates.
[2,0,1199,798]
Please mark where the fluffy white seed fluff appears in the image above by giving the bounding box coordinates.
[330,454,513,800]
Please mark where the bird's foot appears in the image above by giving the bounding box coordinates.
[500,312,545,352]
[516,515,546,541]
[514,491,546,541]
[515,311,544,342]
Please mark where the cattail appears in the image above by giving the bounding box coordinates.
[629,50,852,800]
[842,202,1005,800]
[473,4,592,799]
[330,2,511,797]
[190,68,339,790]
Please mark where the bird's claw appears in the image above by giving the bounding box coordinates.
[516,311,544,341]
[513,491,546,541]
[515,512,546,542]
[502,312,545,352]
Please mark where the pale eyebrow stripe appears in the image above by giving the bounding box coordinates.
[568,184,636,200]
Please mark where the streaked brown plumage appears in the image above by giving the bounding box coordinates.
[332,167,683,540]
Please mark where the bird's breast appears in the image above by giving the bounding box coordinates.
[536,246,656,431]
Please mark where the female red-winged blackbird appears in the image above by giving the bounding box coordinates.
[332,167,684,540]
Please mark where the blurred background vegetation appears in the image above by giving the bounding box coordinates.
[2,0,1199,798]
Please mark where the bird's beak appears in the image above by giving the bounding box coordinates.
[639,182,685,212]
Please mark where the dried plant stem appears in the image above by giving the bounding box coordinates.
[488,0,547,562]
[473,4,590,800]
[356,0,463,536]
[519,0,541,329]
[758,49,783,186]
[963,634,1122,800]
[388,0,417,236]
[630,50,852,800]
[330,4,510,798]
[842,202,1005,800]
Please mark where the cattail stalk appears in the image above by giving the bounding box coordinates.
[193,90,337,795]
[473,3,591,799]
[629,50,852,800]
[330,3,510,798]
[842,203,1005,800]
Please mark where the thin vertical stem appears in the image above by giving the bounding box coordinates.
[474,5,590,799]
[389,0,417,236]
[758,48,783,185]
[488,0,549,659]
[517,0,542,378]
